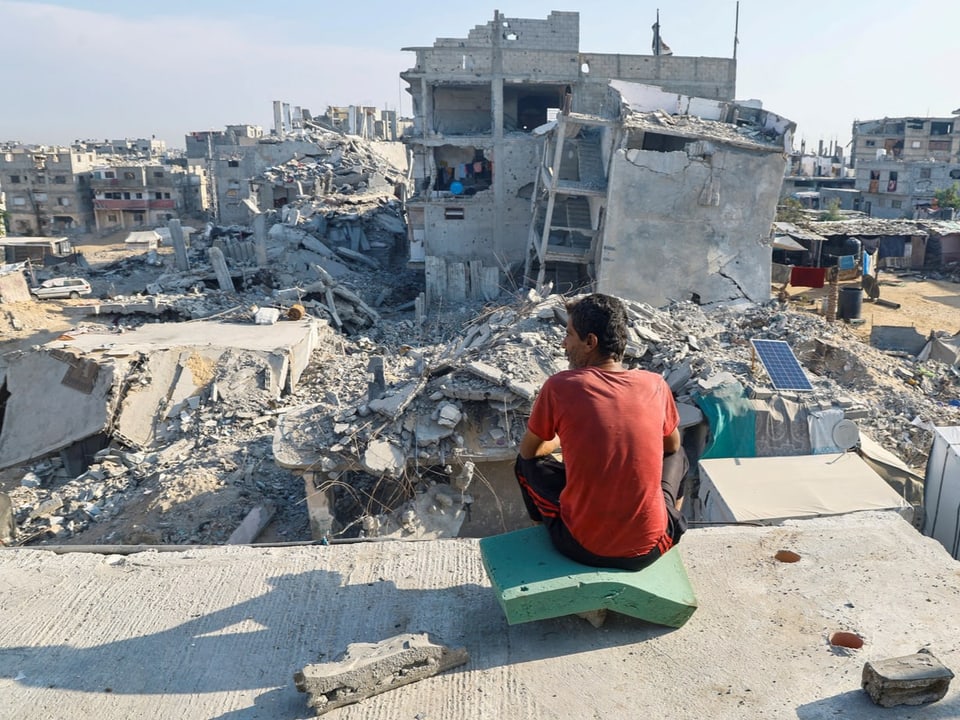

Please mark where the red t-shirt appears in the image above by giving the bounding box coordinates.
[527,367,680,558]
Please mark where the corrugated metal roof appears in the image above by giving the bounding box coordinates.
[918,220,960,235]
[799,219,927,237]
[772,222,827,242]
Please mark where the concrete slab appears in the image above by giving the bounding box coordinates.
[0,350,122,468]
[59,318,324,394]
[0,512,957,718]
[0,320,328,467]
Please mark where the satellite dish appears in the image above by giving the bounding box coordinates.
[832,419,860,450]
[862,274,880,300]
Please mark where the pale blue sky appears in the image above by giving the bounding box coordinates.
[1,1,957,153]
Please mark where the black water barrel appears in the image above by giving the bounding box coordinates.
[839,286,863,320]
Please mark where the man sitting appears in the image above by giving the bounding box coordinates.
[515,293,687,570]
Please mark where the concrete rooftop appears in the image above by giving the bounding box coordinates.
[1,511,958,719]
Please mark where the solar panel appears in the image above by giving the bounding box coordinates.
[750,339,813,392]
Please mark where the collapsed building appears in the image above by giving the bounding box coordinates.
[400,10,792,308]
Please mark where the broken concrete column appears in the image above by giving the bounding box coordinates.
[415,292,425,326]
[481,266,500,301]
[252,213,268,267]
[862,649,954,707]
[425,256,445,306]
[294,633,469,715]
[168,218,190,271]
[226,502,275,544]
[303,472,335,540]
[447,262,467,302]
[208,247,235,292]
[469,260,484,300]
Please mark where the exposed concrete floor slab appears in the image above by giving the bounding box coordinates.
[0,512,958,719]
[58,318,321,359]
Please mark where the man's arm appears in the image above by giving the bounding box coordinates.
[663,426,681,455]
[519,429,561,460]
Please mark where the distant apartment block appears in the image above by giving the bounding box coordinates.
[186,119,335,225]
[852,116,960,218]
[184,125,264,161]
[89,162,205,231]
[0,145,97,235]
[74,137,167,158]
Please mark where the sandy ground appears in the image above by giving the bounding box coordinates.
[783,270,960,343]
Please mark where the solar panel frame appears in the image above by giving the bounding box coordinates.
[750,339,814,392]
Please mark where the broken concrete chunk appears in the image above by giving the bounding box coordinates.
[464,361,505,385]
[415,415,455,447]
[362,439,405,475]
[453,461,475,491]
[439,382,514,403]
[665,361,693,393]
[677,402,704,429]
[698,371,740,391]
[254,307,280,325]
[21,472,42,489]
[29,493,63,520]
[633,324,663,343]
[436,403,462,428]
[294,633,469,715]
[368,380,423,420]
[226,502,275,544]
[505,379,537,401]
[862,649,954,707]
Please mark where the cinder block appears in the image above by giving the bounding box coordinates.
[862,649,954,708]
[294,633,468,715]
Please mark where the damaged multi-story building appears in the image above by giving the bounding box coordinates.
[401,10,793,307]
[0,144,98,235]
[89,161,206,231]
[187,117,344,226]
[851,116,960,219]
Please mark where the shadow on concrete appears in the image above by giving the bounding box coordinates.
[794,689,880,719]
[1,565,680,719]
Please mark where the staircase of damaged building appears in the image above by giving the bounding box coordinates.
[541,137,606,264]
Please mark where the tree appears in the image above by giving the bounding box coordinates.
[818,198,842,221]
[934,182,960,211]
[776,197,805,223]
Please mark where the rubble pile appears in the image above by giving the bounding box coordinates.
[5,344,312,546]
[6,282,960,546]
[262,130,406,197]
[272,291,960,539]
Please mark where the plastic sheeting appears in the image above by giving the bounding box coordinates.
[695,384,811,459]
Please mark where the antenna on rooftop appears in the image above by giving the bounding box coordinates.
[733,1,740,60]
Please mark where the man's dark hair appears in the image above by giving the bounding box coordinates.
[566,293,628,361]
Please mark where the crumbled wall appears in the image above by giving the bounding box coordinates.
[598,143,786,307]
